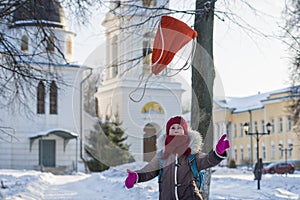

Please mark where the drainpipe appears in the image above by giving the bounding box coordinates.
[248,110,253,165]
[80,68,93,172]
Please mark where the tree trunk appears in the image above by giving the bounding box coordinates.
[191,0,215,199]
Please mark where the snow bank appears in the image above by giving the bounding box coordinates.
[0,163,299,200]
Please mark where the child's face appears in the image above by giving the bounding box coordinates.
[169,124,185,136]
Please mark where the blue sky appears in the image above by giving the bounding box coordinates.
[71,0,291,98]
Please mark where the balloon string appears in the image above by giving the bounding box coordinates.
[129,16,164,103]
[128,18,198,102]
[166,38,197,77]
[129,73,152,102]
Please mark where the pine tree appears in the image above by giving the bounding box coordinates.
[85,118,132,172]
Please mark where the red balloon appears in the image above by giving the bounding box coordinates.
[151,16,198,75]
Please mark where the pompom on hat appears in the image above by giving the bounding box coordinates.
[166,116,188,135]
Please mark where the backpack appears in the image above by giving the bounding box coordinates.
[157,151,204,191]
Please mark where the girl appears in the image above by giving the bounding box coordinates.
[125,116,230,200]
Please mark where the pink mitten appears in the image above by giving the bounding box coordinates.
[216,134,230,155]
[125,169,138,189]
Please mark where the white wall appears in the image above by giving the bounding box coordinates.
[96,77,183,161]
[0,66,84,170]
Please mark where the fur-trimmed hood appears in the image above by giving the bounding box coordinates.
[156,130,203,154]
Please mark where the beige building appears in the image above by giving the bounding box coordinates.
[214,86,300,167]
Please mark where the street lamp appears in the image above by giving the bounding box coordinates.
[243,122,271,190]
[278,144,293,176]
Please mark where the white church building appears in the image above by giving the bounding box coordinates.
[96,0,185,162]
[0,0,188,171]
[0,0,87,173]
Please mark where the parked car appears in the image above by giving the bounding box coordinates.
[263,162,295,174]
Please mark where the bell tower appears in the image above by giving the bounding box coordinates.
[11,0,75,63]
[96,0,184,161]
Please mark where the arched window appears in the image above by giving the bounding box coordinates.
[95,97,99,117]
[50,81,57,114]
[21,35,28,51]
[142,32,154,74]
[143,123,157,162]
[143,0,156,7]
[141,102,164,114]
[46,35,55,52]
[37,81,45,114]
[111,35,118,78]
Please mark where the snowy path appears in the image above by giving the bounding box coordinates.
[42,174,89,199]
[0,163,299,200]
[40,167,158,200]
[41,173,122,199]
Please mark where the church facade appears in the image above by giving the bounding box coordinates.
[95,0,185,162]
[0,0,87,173]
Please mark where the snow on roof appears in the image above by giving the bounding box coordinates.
[223,93,270,113]
[29,129,78,151]
[12,19,64,27]
[24,61,90,69]
[30,128,78,139]
[215,85,300,113]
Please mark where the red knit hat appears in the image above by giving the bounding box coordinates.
[166,116,188,135]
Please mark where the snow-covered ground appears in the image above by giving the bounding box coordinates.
[0,162,299,200]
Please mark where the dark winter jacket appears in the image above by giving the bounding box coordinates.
[136,130,226,200]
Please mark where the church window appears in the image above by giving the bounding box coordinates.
[95,97,99,117]
[143,33,153,74]
[46,35,55,52]
[111,35,118,78]
[50,81,58,114]
[141,102,164,114]
[37,81,45,114]
[143,0,156,7]
[21,35,28,51]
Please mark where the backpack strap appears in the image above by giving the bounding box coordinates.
[157,150,163,181]
[189,154,204,189]
[189,154,198,176]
